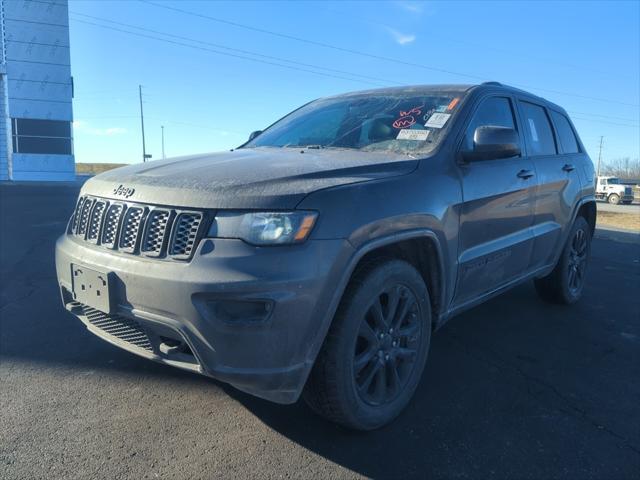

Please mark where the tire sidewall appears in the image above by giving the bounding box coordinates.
[333,260,431,430]
[557,217,591,303]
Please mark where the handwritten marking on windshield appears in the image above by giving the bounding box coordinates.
[393,105,423,129]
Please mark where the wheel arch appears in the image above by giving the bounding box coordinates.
[348,233,445,329]
[575,200,596,236]
[300,229,447,402]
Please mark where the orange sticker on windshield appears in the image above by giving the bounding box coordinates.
[447,98,459,110]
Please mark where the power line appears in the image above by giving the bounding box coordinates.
[570,115,639,128]
[70,18,386,87]
[567,110,639,122]
[70,15,640,130]
[141,0,640,108]
[70,11,396,87]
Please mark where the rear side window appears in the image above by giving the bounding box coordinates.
[551,111,580,154]
[463,96,517,152]
[520,102,557,156]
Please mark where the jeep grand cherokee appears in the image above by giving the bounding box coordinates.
[56,82,596,430]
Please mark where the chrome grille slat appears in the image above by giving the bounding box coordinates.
[71,197,85,233]
[118,206,145,253]
[101,203,125,247]
[86,200,107,243]
[170,212,203,259]
[69,195,203,261]
[76,197,94,237]
[141,209,171,256]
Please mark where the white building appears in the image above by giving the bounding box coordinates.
[1,0,74,181]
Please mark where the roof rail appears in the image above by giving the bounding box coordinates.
[481,81,503,86]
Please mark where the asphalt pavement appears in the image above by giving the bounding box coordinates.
[1,182,639,479]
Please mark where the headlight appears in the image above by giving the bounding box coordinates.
[207,211,318,245]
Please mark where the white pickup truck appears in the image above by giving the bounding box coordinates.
[595,176,635,205]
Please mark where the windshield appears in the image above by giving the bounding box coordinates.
[246,92,464,155]
[607,178,620,185]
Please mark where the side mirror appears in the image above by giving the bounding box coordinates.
[462,126,521,162]
[248,130,263,142]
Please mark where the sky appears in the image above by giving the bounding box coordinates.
[68,0,640,165]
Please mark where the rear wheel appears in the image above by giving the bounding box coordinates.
[534,216,591,304]
[303,259,431,430]
[608,193,620,205]
[622,200,632,205]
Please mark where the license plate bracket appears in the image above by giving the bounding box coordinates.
[71,264,112,313]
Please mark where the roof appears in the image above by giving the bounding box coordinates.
[326,82,565,114]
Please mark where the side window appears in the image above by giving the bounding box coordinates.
[463,96,517,152]
[520,102,557,156]
[550,111,580,154]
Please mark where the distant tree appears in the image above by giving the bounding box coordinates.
[601,157,640,180]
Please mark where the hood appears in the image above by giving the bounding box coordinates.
[82,147,419,209]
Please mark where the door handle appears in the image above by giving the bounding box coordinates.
[562,163,575,172]
[517,169,535,179]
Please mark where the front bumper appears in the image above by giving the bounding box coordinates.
[55,234,353,403]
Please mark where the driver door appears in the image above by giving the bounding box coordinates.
[453,95,537,306]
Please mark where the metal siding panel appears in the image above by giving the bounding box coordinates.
[8,98,72,120]
[11,170,75,181]
[6,60,70,84]
[8,77,72,101]
[3,0,74,180]
[3,22,69,47]
[0,74,8,181]
[4,1,69,26]
[6,38,71,65]
[12,153,74,172]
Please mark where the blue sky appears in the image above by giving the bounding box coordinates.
[68,0,640,165]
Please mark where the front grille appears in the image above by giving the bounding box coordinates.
[101,203,124,247]
[86,200,107,242]
[119,206,145,252]
[75,197,94,237]
[69,195,205,260]
[170,213,203,258]
[141,209,171,256]
[81,305,153,352]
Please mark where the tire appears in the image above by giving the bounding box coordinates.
[303,259,432,430]
[534,216,591,305]
[622,201,632,205]
[608,193,620,205]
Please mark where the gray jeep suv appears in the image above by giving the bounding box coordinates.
[56,82,596,430]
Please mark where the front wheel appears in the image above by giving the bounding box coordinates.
[608,193,620,205]
[303,259,431,430]
[534,216,591,304]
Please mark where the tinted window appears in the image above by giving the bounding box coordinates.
[464,97,516,152]
[12,119,71,137]
[11,118,73,155]
[551,111,579,154]
[520,102,557,156]
[247,92,463,155]
[12,136,72,155]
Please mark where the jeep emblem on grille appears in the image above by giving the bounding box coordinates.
[113,184,136,198]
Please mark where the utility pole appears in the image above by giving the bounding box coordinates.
[596,136,604,177]
[139,85,150,162]
[161,125,165,159]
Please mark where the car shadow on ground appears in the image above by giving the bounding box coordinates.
[1,228,639,478]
